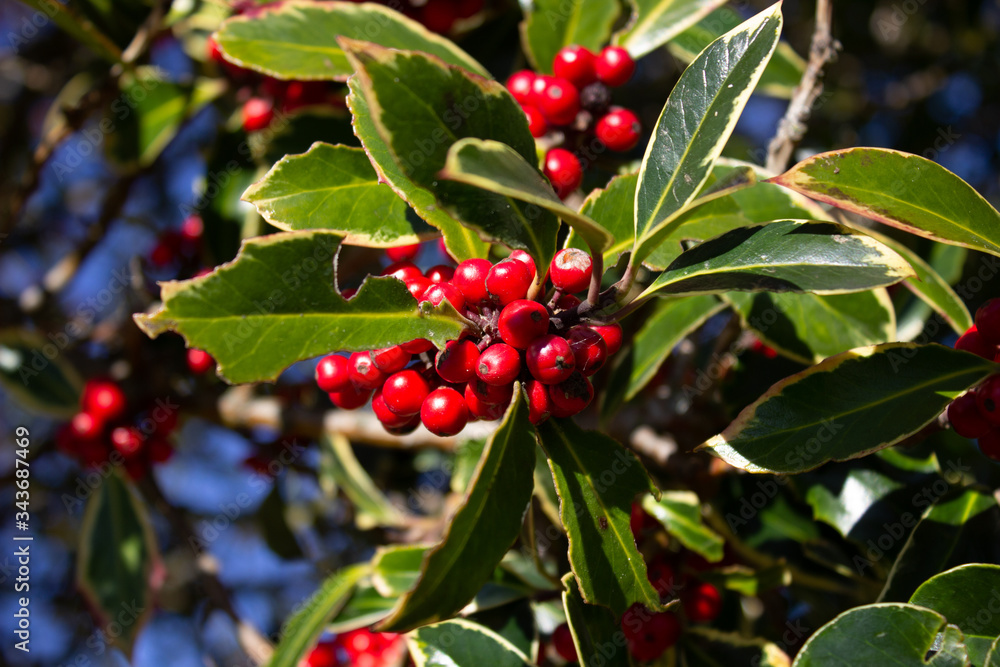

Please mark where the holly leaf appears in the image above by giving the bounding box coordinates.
[701,343,998,474]
[613,0,728,59]
[771,148,1000,259]
[322,434,406,529]
[520,0,619,73]
[0,329,83,418]
[633,3,782,264]
[642,491,724,562]
[562,573,631,667]
[407,619,533,666]
[133,231,466,384]
[909,564,1000,664]
[214,0,488,80]
[371,544,429,597]
[342,40,559,271]
[536,418,663,616]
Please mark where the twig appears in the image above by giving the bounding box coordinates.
[765,0,840,174]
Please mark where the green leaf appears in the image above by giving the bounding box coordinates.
[632,3,782,264]
[265,564,368,667]
[451,437,488,494]
[573,172,639,265]
[0,329,83,417]
[537,418,662,616]
[215,1,488,80]
[371,544,429,597]
[328,582,396,633]
[407,619,533,666]
[601,295,724,418]
[322,434,405,529]
[77,473,159,652]
[879,489,1000,603]
[637,221,914,301]
[561,573,631,667]
[441,138,613,254]
[724,290,896,365]
[377,390,536,632]
[910,564,1000,664]
[520,0,619,73]
[613,0,728,59]
[133,231,466,384]
[697,564,791,596]
[701,343,998,474]
[243,143,420,246]
[469,599,537,660]
[986,637,1000,667]
[791,604,968,667]
[343,40,558,272]
[16,0,122,62]
[641,491,724,562]
[771,148,1000,259]
[804,467,905,542]
[347,78,488,262]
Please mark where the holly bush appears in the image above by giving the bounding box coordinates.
[6,0,1000,666]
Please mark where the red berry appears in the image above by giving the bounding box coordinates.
[405,276,433,300]
[316,355,351,393]
[537,77,581,126]
[980,428,1000,461]
[425,264,455,283]
[82,379,127,422]
[77,439,110,467]
[566,325,608,375]
[544,149,583,199]
[371,346,410,374]
[552,622,577,662]
[955,325,996,359]
[421,387,470,436]
[422,282,466,311]
[976,376,1000,425]
[206,35,226,64]
[554,293,582,311]
[386,243,420,263]
[467,378,514,405]
[281,80,329,112]
[525,379,553,425]
[630,502,654,537]
[187,349,214,374]
[948,392,994,438]
[477,343,522,386]
[436,339,481,383]
[149,239,176,266]
[385,415,421,436]
[506,70,537,105]
[549,372,593,415]
[486,259,532,306]
[596,46,636,87]
[180,215,203,245]
[110,426,144,459]
[464,384,508,421]
[646,558,675,599]
[147,437,173,464]
[621,605,681,661]
[523,105,547,138]
[553,45,597,88]
[455,0,483,19]
[348,352,387,390]
[306,641,339,667]
[400,338,434,354]
[683,581,722,623]
[373,391,416,429]
[452,258,493,306]
[70,412,103,440]
[421,0,457,33]
[383,260,423,282]
[383,370,431,416]
[596,107,641,152]
[499,300,550,349]
[509,249,537,281]
[590,322,623,355]
[526,334,576,385]
[550,248,593,293]
[329,384,373,410]
[242,97,274,132]
[530,75,552,105]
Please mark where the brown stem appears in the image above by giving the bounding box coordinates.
[586,251,603,306]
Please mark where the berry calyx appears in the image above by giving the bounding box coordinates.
[386,243,420,262]
[506,70,537,105]
[421,387,470,436]
[549,248,593,293]
[552,622,578,662]
[948,392,994,438]
[537,77,581,126]
[526,334,576,385]
[553,45,597,88]
[566,325,608,375]
[544,149,583,199]
[316,355,351,392]
[435,339,481,383]
[498,299,550,349]
[452,258,493,306]
[596,106,641,152]
[242,97,275,133]
[348,351,387,390]
[382,370,431,416]
[549,372,594,415]
[683,581,722,623]
[82,379,127,422]
[621,605,681,661]
[486,259,532,306]
[590,322,623,355]
[477,343,522,386]
[596,46,636,87]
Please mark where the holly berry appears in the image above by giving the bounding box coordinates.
[526,334,576,385]
[976,299,1000,345]
[400,338,434,354]
[549,372,593,415]
[69,412,102,440]
[452,258,493,305]
[499,299,550,349]
[590,322,623,355]
[524,105,548,138]
[537,77,581,126]
[467,378,514,406]
[948,392,994,438]
[954,325,996,359]
[980,428,1000,461]
[683,581,722,623]
[329,384,373,410]
[147,437,174,464]
[486,259,532,306]
[316,354,351,393]
[506,70,537,105]
[371,346,410,374]
[348,352,387,390]
[646,557,675,599]
[554,294,582,311]
[478,343,522,386]
[382,369,431,416]
[509,249,537,281]
[386,243,420,262]
[373,391,416,429]
[421,0,457,33]
[553,45,597,88]
[544,149,583,199]
[976,376,1000,425]
[464,385,507,421]
[549,248,593,293]
[421,387,469,436]
[425,264,455,283]
[621,605,681,661]
[243,97,275,132]
[82,379,127,422]
[422,282,466,311]
[526,379,553,425]
[566,325,608,375]
[436,339,480,383]
[110,426,144,459]
[596,107,641,152]
[187,348,214,374]
[383,260,423,282]
[305,640,338,667]
[552,622,578,661]
[596,46,636,87]
[405,276,433,300]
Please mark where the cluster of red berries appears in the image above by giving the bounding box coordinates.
[55,379,175,479]
[315,243,622,436]
[948,298,1000,461]
[506,45,640,199]
[149,214,205,269]
[304,629,404,667]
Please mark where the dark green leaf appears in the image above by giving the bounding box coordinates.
[322,434,405,529]
[682,627,792,666]
[343,40,558,271]
[790,603,968,667]
[16,0,122,61]
[371,544,428,597]
[633,4,782,263]
[327,582,395,633]
[520,0,619,73]
[572,172,638,266]
[77,473,159,652]
[804,468,905,542]
[215,1,488,80]
[377,390,536,632]
[638,221,914,301]
[469,599,538,661]
[910,564,1000,664]
[744,495,820,548]
[451,437,488,494]
[771,148,1000,259]
[702,343,998,474]
[613,0,728,59]
[133,231,467,384]
[986,637,1000,667]
[537,418,662,616]
[407,619,533,666]
[0,329,83,417]
[641,491,724,561]
[562,573,631,667]
[697,564,791,596]
[346,78,488,262]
